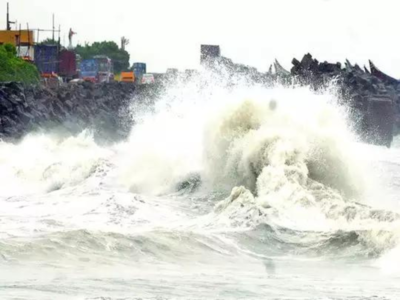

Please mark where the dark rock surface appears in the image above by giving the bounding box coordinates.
[290,54,396,147]
[0,81,136,143]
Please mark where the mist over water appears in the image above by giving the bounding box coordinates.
[1,74,400,299]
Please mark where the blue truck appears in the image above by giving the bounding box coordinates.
[133,62,147,82]
[80,56,114,83]
[80,59,98,82]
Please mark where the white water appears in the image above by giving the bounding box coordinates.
[0,79,400,299]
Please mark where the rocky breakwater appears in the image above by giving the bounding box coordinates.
[291,54,396,147]
[0,81,136,142]
[204,51,397,147]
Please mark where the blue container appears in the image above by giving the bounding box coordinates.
[34,45,59,74]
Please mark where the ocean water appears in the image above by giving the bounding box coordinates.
[0,76,399,300]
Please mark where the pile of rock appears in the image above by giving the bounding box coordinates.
[207,52,397,147]
[291,54,395,147]
[0,81,136,142]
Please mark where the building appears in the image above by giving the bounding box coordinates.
[0,30,35,60]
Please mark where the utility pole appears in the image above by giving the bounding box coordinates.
[58,24,61,46]
[52,14,55,41]
[6,2,16,30]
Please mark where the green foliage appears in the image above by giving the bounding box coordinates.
[0,43,40,84]
[4,43,17,56]
[37,38,59,46]
[75,41,130,73]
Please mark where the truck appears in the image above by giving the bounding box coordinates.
[120,71,135,83]
[141,73,155,84]
[80,56,114,83]
[58,49,77,81]
[34,45,59,76]
[200,45,221,65]
[80,58,98,82]
[94,55,114,83]
[133,62,147,83]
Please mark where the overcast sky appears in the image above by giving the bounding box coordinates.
[1,0,400,75]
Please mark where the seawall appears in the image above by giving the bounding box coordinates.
[0,81,136,142]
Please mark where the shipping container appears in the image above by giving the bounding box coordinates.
[0,30,34,46]
[120,71,135,83]
[200,45,220,65]
[59,49,77,80]
[34,45,59,75]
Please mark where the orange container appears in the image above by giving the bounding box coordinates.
[120,71,135,83]
[0,30,35,46]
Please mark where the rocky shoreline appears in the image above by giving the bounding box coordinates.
[207,53,399,147]
[0,81,136,143]
[291,54,395,147]
[1,53,399,147]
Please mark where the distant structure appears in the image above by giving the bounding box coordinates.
[121,36,129,50]
[68,28,76,49]
[1,3,34,60]
[200,45,221,66]
[6,2,16,30]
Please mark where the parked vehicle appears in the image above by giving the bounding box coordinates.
[133,62,146,82]
[34,45,59,75]
[80,59,98,82]
[120,71,135,83]
[79,56,114,83]
[76,54,82,75]
[200,45,221,65]
[141,73,155,84]
[94,55,114,83]
[58,49,77,81]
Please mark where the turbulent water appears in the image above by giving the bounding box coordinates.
[1,75,400,300]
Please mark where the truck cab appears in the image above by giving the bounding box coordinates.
[80,59,98,82]
[133,62,147,83]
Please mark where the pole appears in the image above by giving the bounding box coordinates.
[52,14,55,41]
[58,24,61,47]
[27,23,31,58]
[18,24,21,56]
[6,3,16,30]
[6,3,10,30]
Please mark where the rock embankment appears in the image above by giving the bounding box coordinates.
[291,54,395,147]
[206,53,397,147]
[0,81,136,142]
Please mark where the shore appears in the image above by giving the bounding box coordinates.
[0,54,399,148]
[0,81,136,143]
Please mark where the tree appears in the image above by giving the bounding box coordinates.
[37,38,59,46]
[75,41,130,73]
[0,43,39,84]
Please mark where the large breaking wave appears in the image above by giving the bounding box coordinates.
[116,77,400,261]
[1,74,400,277]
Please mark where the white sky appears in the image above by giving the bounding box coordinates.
[1,0,400,75]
